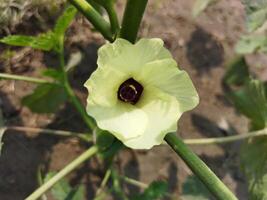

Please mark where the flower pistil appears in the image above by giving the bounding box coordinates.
[118,78,143,104]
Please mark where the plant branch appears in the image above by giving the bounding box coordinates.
[58,40,96,130]
[6,126,92,142]
[165,133,238,200]
[64,81,96,130]
[120,175,148,189]
[25,146,98,200]
[105,3,120,36]
[8,126,266,145]
[0,73,53,84]
[94,168,112,198]
[111,169,129,200]
[184,128,267,145]
[120,0,148,43]
[68,0,113,41]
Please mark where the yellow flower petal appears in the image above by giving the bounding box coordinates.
[97,38,172,75]
[87,101,148,141]
[124,86,181,149]
[84,65,128,107]
[85,38,199,149]
[138,59,199,112]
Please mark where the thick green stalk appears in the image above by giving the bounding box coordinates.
[0,73,52,84]
[120,0,148,43]
[105,3,120,35]
[68,0,113,41]
[25,146,98,200]
[165,133,238,200]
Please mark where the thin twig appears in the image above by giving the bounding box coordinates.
[183,128,267,145]
[120,175,148,189]
[25,146,98,200]
[6,126,267,145]
[94,168,112,199]
[0,73,53,84]
[6,126,92,142]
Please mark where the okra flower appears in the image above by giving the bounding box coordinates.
[85,38,199,149]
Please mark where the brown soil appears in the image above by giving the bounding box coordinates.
[0,0,250,199]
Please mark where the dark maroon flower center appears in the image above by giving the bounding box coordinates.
[118,78,143,104]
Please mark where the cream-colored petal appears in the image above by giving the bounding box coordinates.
[87,101,148,141]
[134,38,172,64]
[97,38,172,75]
[138,59,199,112]
[97,39,132,68]
[84,65,128,107]
[124,87,181,149]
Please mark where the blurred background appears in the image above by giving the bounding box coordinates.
[0,0,263,199]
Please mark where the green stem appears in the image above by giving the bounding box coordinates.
[25,146,98,200]
[64,81,96,130]
[9,125,266,145]
[184,128,267,145]
[6,126,92,142]
[68,0,113,41]
[0,73,52,84]
[58,41,96,130]
[121,175,148,189]
[105,3,120,36]
[37,166,47,200]
[95,168,112,197]
[165,133,238,200]
[111,169,129,200]
[120,0,148,43]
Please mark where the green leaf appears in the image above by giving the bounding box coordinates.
[228,79,267,130]
[42,69,64,82]
[44,172,85,200]
[181,175,211,200]
[223,56,249,86]
[54,5,77,38]
[22,83,67,113]
[226,76,267,199]
[0,6,77,52]
[247,8,267,32]
[235,35,267,54]
[241,138,267,200]
[131,181,168,200]
[100,139,123,160]
[192,0,216,17]
[242,0,267,32]
[96,128,115,151]
[0,32,55,51]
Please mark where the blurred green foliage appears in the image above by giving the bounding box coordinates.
[131,181,168,200]
[181,175,211,200]
[224,57,267,200]
[44,172,85,200]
